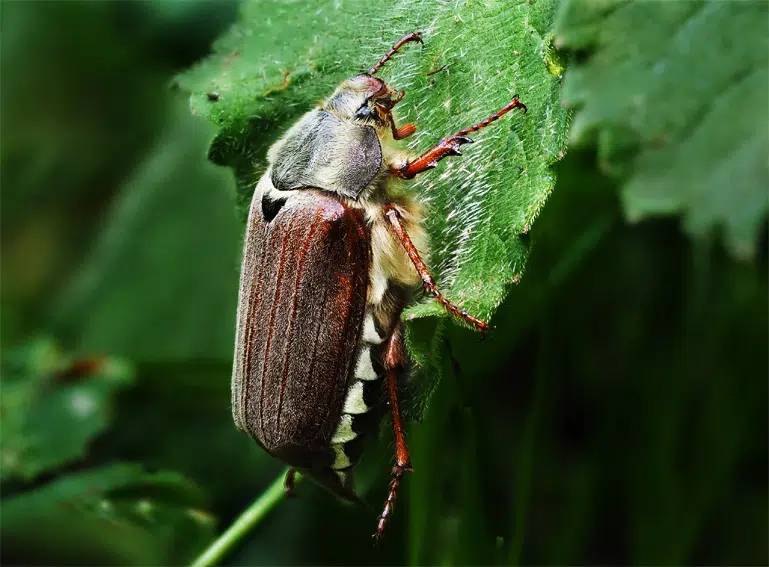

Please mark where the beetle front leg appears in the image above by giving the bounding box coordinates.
[384,207,488,334]
[394,95,527,179]
[368,32,423,76]
[374,324,412,541]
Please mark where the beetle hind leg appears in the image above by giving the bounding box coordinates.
[374,324,412,541]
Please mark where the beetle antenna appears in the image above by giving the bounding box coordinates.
[455,94,528,137]
[368,32,423,76]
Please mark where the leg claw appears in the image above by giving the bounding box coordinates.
[442,135,474,148]
[440,135,474,155]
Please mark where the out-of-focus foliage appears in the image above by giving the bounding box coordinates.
[2,463,215,566]
[1,339,132,481]
[50,107,240,362]
[1,2,240,565]
[1,1,766,566]
[555,0,768,260]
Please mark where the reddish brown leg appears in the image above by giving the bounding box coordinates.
[374,325,412,541]
[391,119,416,140]
[381,91,417,140]
[368,32,423,76]
[384,207,488,334]
[394,95,528,179]
[284,468,298,497]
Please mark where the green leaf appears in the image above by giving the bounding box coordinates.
[555,0,768,260]
[1,463,215,566]
[176,0,569,418]
[176,0,568,322]
[0,338,133,481]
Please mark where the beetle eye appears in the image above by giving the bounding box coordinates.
[354,102,372,120]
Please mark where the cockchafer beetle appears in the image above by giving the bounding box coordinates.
[231,31,527,539]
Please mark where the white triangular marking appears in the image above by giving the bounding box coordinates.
[355,347,379,381]
[342,381,369,414]
[362,316,384,344]
[331,443,351,470]
[331,414,357,443]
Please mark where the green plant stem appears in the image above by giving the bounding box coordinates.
[191,468,298,567]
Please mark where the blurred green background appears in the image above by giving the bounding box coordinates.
[1,1,766,566]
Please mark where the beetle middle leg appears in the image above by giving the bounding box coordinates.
[384,206,488,334]
[394,95,527,179]
[374,323,412,541]
[284,468,298,497]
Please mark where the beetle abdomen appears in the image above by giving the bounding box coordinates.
[232,185,370,470]
[326,313,388,474]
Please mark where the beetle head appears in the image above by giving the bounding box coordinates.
[324,74,404,131]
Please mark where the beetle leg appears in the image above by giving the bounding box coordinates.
[284,468,298,497]
[394,95,527,179]
[384,207,489,334]
[390,118,416,140]
[368,32,423,76]
[375,324,411,541]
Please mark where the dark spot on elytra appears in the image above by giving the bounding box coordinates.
[261,194,287,222]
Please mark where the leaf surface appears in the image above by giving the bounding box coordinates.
[176,0,569,325]
[176,1,569,419]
